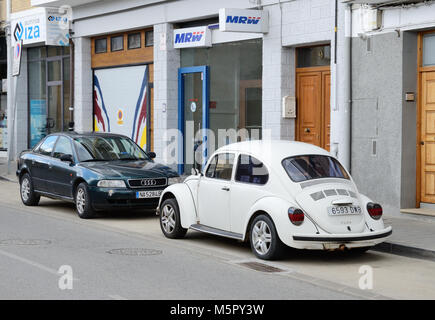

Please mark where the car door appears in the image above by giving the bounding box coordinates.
[31,135,58,192]
[49,136,76,198]
[230,154,270,234]
[197,153,235,231]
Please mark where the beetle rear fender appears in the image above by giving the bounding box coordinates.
[159,184,197,229]
[243,196,318,247]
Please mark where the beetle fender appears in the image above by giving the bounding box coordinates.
[243,196,318,248]
[159,184,197,229]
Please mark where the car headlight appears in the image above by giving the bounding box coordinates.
[168,177,183,185]
[97,180,127,188]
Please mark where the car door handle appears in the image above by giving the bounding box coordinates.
[222,186,230,191]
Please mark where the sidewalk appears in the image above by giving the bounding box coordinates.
[0,158,433,261]
[0,159,17,182]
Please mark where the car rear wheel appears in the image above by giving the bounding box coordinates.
[20,173,40,206]
[159,198,187,239]
[75,182,96,219]
[250,214,284,260]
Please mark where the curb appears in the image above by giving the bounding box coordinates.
[373,242,435,262]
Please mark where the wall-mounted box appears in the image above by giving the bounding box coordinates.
[282,96,296,118]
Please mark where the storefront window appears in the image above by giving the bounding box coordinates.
[180,39,262,143]
[28,46,70,148]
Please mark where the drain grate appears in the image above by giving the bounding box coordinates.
[0,239,52,246]
[106,248,162,256]
[238,261,285,273]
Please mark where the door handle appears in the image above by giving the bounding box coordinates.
[222,186,230,191]
[421,141,425,145]
[304,128,311,133]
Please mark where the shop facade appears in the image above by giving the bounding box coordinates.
[349,1,435,215]
[6,6,71,157]
[52,0,344,175]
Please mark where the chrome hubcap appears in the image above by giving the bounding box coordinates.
[76,188,86,214]
[252,220,272,255]
[21,178,30,201]
[161,204,176,234]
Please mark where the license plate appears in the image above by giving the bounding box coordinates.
[327,205,362,216]
[136,190,162,199]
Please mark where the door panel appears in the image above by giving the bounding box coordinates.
[421,71,435,202]
[183,72,204,175]
[297,72,322,146]
[323,72,331,151]
[296,69,331,150]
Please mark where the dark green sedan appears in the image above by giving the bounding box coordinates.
[16,132,181,219]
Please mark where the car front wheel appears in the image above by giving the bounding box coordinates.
[20,173,40,206]
[75,182,96,219]
[159,198,187,239]
[250,214,284,260]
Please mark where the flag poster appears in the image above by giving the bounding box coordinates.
[93,65,149,150]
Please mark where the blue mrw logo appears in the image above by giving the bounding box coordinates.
[226,16,261,24]
[175,31,204,44]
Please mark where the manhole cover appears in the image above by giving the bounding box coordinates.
[238,261,285,273]
[0,239,52,246]
[107,248,162,256]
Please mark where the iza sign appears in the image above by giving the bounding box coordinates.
[173,26,211,49]
[11,8,70,47]
[219,8,268,33]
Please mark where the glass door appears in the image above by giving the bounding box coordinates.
[178,66,209,175]
[46,57,63,134]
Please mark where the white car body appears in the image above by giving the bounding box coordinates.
[158,140,392,252]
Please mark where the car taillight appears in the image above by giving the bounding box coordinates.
[288,207,304,226]
[367,202,382,220]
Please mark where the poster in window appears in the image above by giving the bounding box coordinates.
[93,65,149,150]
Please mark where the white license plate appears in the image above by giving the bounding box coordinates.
[327,205,362,216]
[136,190,162,199]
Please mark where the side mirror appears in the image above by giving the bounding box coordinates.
[148,152,156,159]
[60,154,74,163]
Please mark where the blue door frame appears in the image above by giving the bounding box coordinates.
[178,66,210,174]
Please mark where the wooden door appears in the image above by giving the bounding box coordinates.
[420,71,435,202]
[296,68,330,150]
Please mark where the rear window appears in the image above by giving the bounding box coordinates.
[282,155,349,182]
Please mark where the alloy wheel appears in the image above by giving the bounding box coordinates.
[76,188,86,214]
[21,178,30,202]
[252,220,272,255]
[161,204,176,234]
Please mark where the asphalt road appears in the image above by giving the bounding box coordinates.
[0,180,434,300]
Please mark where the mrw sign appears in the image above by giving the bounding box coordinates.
[173,26,211,49]
[219,8,269,33]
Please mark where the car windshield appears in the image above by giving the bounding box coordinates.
[73,136,150,162]
[282,155,349,182]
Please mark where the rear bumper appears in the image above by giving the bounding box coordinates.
[291,226,392,248]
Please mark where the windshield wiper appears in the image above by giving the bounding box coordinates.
[80,159,111,162]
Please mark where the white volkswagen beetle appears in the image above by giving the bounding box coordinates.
[157,140,392,260]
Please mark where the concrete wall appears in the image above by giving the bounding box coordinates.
[401,31,418,209]
[153,23,180,166]
[351,31,410,216]
[73,37,92,133]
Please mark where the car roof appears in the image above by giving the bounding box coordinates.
[46,131,129,139]
[216,140,332,162]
